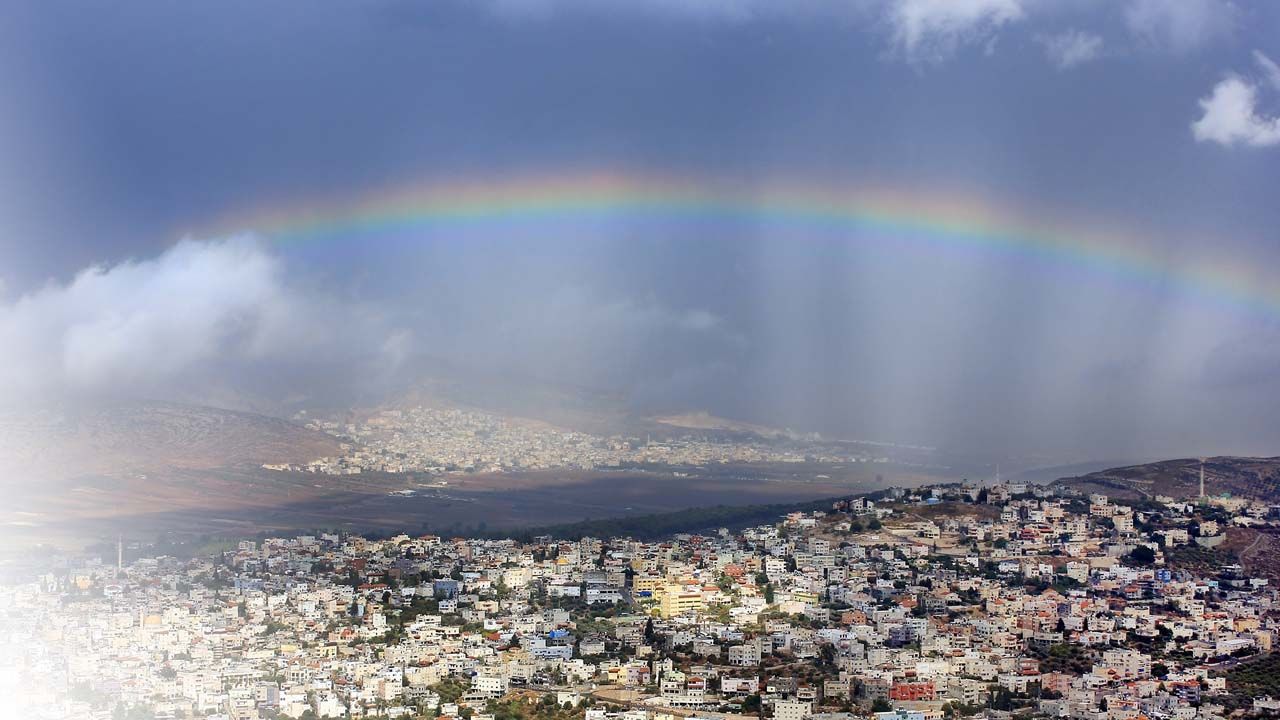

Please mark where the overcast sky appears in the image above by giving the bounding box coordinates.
[2,0,1280,460]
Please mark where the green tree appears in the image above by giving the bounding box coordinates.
[1129,546,1156,565]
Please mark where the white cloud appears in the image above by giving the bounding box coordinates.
[481,0,1028,64]
[0,237,407,405]
[1254,50,1280,91]
[1191,75,1280,148]
[678,309,721,332]
[886,0,1025,64]
[1124,0,1234,53]
[1191,52,1280,149]
[1037,29,1103,70]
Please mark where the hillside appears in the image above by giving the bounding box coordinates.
[1058,456,1280,502]
[0,402,345,548]
[0,401,341,483]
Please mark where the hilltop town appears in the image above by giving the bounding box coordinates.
[4,481,1280,720]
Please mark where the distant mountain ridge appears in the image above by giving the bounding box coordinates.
[653,411,793,438]
[388,370,635,436]
[1058,456,1280,502]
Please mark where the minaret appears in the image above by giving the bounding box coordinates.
[117,535,123,571]
[1199,459,1206,500]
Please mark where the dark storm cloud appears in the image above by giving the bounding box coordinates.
[1,0,1279,459]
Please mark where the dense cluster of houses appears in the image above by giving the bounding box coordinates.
[1,482,1277,720]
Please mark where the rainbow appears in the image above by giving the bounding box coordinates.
[210,170,1279,320]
